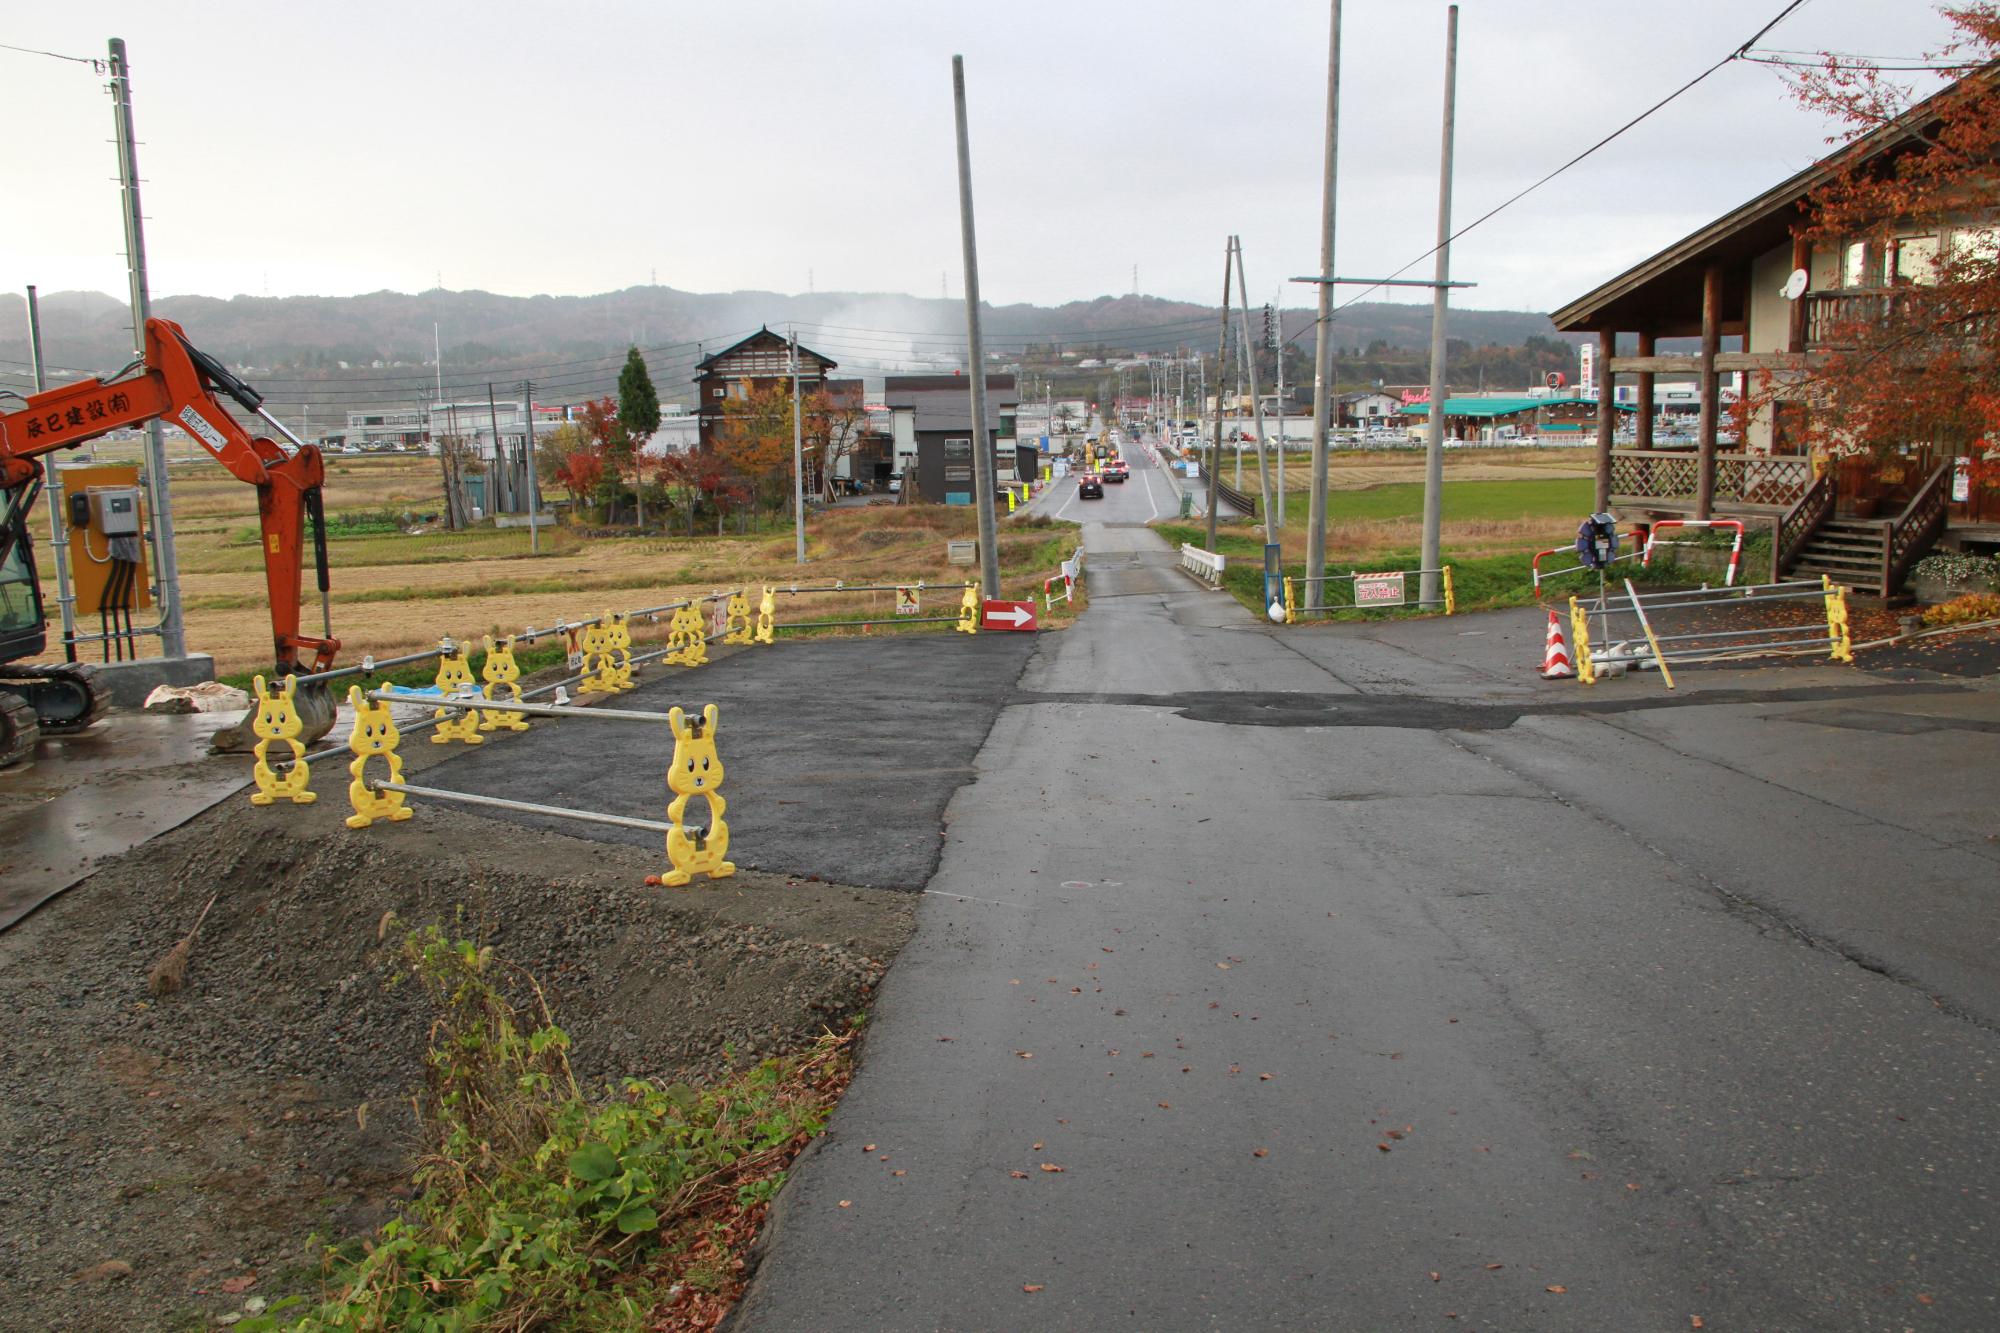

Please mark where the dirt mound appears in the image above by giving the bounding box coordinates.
[0,793,912,1331]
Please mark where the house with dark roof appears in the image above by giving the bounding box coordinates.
[692,328,837,452]
[1550,66,1998,594]
[882,375,1026,504]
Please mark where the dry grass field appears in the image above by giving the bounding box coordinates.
[38,452,1080,676]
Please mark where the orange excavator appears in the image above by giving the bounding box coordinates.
[0,317,339,764]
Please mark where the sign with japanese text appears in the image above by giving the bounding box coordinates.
[1353,572,1406,607]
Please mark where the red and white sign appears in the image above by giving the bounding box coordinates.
[981,600,1038,632]
[1353,572,1407,606]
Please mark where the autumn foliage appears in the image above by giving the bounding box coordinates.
[1779,7,2000,463]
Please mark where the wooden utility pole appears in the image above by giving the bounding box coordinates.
[1205,239,1231,552]
[951,55,1002,599]
[1595,329,1616,510]
[1231,237,1277,543]
[1305,0,1341,611]
[1419,5,1459,610]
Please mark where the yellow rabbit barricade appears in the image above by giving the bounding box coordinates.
[429,644,486,745]
[248,674,318,806]
[663,603,710,667]
[343,686,412,828]
[478,635,530,733]
[654,703,734,888]
[345,691,740,889]
[755,586,777,643]
[599,612,636,690]
[724,591,755,644]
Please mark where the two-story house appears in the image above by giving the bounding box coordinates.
[1552,65,1998,595]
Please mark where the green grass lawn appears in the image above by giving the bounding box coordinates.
[1280,476,1595,526]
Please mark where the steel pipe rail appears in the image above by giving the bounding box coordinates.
[370,781,672,834]
[366,691,693,724]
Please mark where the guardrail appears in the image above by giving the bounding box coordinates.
[1195,460,1259,519]
[1043,545,1085,608]
[1180,543,1226,586]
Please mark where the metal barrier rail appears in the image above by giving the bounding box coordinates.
[1044,545,1085,608]
[1283,566,1455,621]
[1642,519,1745,587]
[372,781,673,835]
[1566,576,1852,686]
[1531,549,1638,597]
[1180,543,1226,586]
[368,691,688,724]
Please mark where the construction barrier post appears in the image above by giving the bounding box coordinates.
[724,591,753,644]
[956,583,979,634]
[478,635,530,732]
[653,703,735,888]
[755,585,777,644]
[1568,596,1597,686]
[430,645,486,744]
[344,684,412,828]
[1443,565,1457,616]
[1824,576,1854,663]
[575,621,614,695]
[664,603,709,667]
[602,611,635,690]
[248,674,317,805]
[1283,575,1297,625]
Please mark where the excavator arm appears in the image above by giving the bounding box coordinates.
[0,317,338,675]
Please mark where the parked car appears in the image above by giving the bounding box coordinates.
[1078,473,1104,499]
[888,474,903,494]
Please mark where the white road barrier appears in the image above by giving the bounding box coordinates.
[1180,543,1226,587]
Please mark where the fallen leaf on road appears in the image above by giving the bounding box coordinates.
[892,1170,906,1177]
[1918,1294,1935,1306]
[1259,1073,1273,1081]
[1429,1272,1441,1282]
[220,1276,257,1294]
[1216,962,1231,970]
[1484,1263,1503,1271]
[1547,1285,1568,1294]
[1032,1142,1044,1150]
[838,1200,851,1209]
[1377,1143,1392,1153]
[1102,947,1114,953]
[1253,1148,1269,1158]
[1158,1102,1171,1109]
[1626,1182,1641,1191]
[1009,1170,1029,1179]
[863,1144,876,1152]
[1386,1129,1405,1140]
[1690,1318,1704,1329]
[1023,1284,1044,1293]
[1017,1051,1033,1059]
[1040,1163,1065,1173]
[1140,1051,1154,1057]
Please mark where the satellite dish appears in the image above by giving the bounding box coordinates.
[1781,268,1809,301]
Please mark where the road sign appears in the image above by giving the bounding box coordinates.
[981,600,1037,632]
[897,586,920,616]
[1354,572,1406,606]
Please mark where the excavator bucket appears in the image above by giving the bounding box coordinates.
[208,678,338,754]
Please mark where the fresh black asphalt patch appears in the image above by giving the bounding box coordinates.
[422,635,1039,890]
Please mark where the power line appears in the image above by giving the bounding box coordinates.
[1330,0,1816,315]
[0,39,106,71]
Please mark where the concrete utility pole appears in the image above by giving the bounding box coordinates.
[519,379,540,553]
[1306,0,1342,611]
[1205,238,1231,552]
[27,286,78,660]
[108,38,186,659]
[790,330,806,564]
[951,54,1002,599]
[1419,5,1459,611]
[1231,237,1277,544]
[1273,296,1286,528]
[486,383,509,514]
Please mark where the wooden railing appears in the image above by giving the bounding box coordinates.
[1806,287,1995,347]
[1776,468,1836,576]
[1882,462,1951,595]
[1609,450,1813,509]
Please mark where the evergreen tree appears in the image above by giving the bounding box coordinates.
[617,346,661,452]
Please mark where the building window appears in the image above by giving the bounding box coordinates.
[945,465,971,482]
[944,438,971,460]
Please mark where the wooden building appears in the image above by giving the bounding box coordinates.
[692,329,837,452]
[1551,68,1997,595]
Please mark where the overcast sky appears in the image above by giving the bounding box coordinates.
[0,0,1963,318]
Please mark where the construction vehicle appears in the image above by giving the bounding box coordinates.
[0,317,338,766]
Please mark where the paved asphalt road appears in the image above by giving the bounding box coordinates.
[740,447,2000,1330]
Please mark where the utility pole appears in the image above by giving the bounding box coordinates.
[486,383,508,514]
[1205,238,1230,552]
[1273,297,1286,528]
[519,379,540,553]
[1231,237,1277,544]
[1420,5,1459,610]
[434,323,443,404]
[1306,0,1342,612]
[790,329,806,564]
[951,54,1001,599]
[108,38,186,659]
[27,286,78,660]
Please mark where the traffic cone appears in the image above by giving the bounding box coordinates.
[1539,608,1575,679]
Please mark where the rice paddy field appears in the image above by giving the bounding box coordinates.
[39,451,1081,677]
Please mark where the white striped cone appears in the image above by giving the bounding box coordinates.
[1539,608,1575,679]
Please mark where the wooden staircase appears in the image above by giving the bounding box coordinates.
[1790,521,1892,595]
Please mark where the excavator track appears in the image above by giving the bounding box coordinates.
[0,661,109,744]
[0,690,36,768]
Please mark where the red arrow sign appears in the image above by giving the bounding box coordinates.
[982,600,1037,632]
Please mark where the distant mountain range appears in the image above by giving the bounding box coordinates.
[0,286,1586,411]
